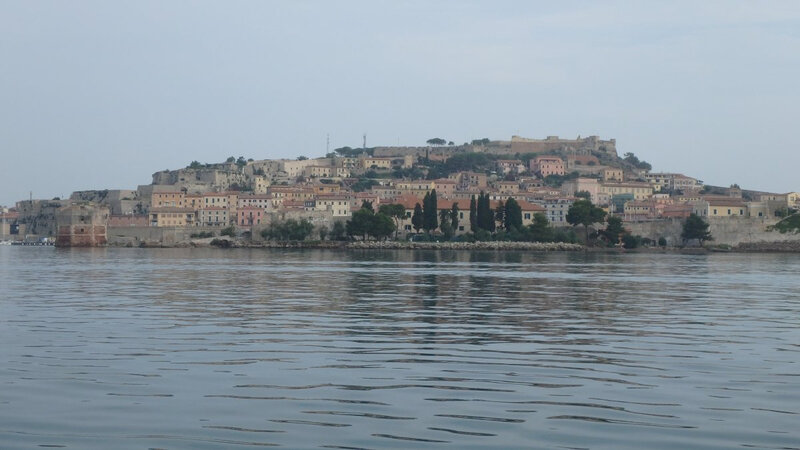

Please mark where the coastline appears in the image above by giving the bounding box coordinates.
[107,238,800,253]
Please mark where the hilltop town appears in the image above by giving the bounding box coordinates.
[1,134,799,249]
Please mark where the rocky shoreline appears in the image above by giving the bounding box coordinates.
[118,238,800,253]
[143,239,585,251]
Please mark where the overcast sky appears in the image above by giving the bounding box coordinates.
[1,0,799,206]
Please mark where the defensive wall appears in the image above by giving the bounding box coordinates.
[510,136,617,156]
[625,217,800,247]
[55,204,110,247]
[107,226,214,247]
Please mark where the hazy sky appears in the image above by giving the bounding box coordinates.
[2,1,799,206]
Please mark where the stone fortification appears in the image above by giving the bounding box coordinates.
[70,189,140,215]
[55,204,110,247]
[15,199,69,237]
[372,145,474,158]
[151,167,248,192]
[510,135,617,156]
[625,217,800,247]
[107,225,210,247]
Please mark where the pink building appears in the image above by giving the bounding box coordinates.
[238,206,264,228]
[531,156,565,178]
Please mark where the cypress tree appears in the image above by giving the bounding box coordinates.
[423,189,438,233]
[485,194,496,232]
[495,200,505,231]
[505,198,522,231]
[469,196,477,232]
[422,192,432,233]
[430,189,438,231]
[412,203,424,233]
[450,203,460,233]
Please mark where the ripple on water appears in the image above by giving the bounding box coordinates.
[1,247,799,449]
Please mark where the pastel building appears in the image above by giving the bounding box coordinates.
[531,156,565,178]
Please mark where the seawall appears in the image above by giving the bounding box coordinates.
[625,217,800,247]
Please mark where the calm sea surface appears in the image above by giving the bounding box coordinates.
[1,247,798,449]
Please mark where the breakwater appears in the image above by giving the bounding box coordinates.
[235,240,584,251]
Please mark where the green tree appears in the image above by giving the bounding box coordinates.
[602,215,625,246]
[469,196,477,232]
[370,213,396,241]
[379,203,407,239]
[188,160,203,169]
[330,221,346,241]
[526,212,552,242]
[450,203,460,233]
[474,191,494,232]
[423,190,438,233]
[495,200,506,231]
[426,137,446,146]
[566,199,607,244]
[438,209,454,240]
[296,155,308,160]
[681,213,713,245]
[504,198,522,231]
[622,234,641,249]
[220,225,236,237]
[360,200,374,213]
[411,203,424,233]
[261,219,314,241]
[318,225,328,241]
[226,156,235,163]
[347,208,373,240]
[575,190,591,200]
[480,192,495,232]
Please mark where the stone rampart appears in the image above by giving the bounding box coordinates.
[107,226,215,247]
[55,204,110,247]
[625,217,800,247]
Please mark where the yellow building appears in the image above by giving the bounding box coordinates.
[151,191,185,208]
[149,207,196,227]
[185,193,203,211]
[694,197,748,217]
[362,157,394,170]
[314,195,352,217]
[202,193,229,208]
[599,182,653,200]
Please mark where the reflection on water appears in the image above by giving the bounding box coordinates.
[1,247,799,449]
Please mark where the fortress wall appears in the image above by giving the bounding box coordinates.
[107,226,211,246]
[625,217,800,246]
